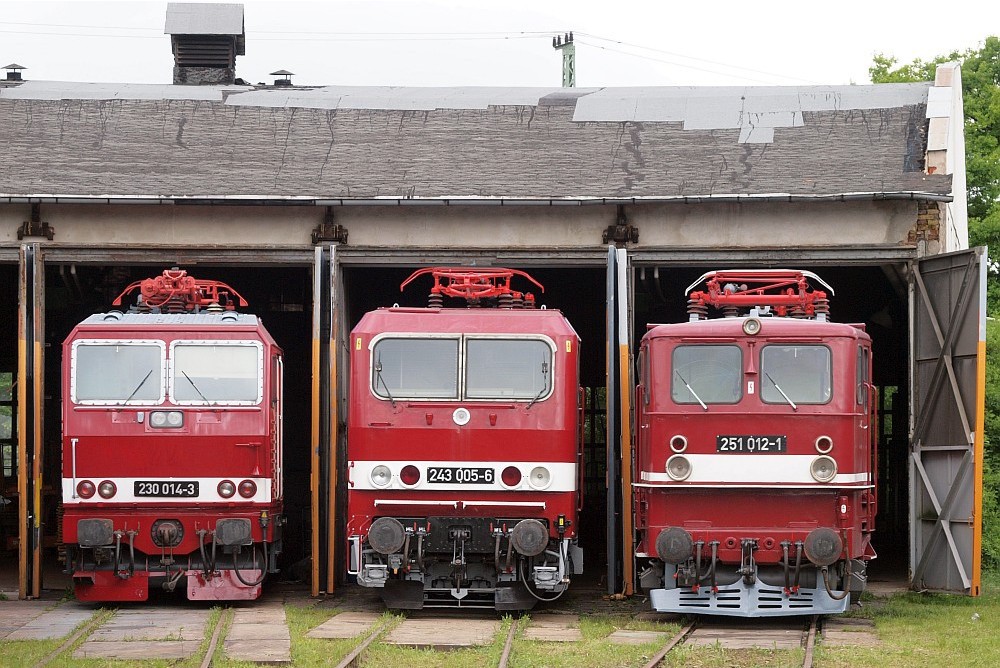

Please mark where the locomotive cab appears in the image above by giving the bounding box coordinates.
[346,268,584,610]
[61,270,284,602]
[635,270,877,616]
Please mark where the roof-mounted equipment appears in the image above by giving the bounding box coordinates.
[400,267,544,309]
[113,268,249,313]
[685,269,833,321]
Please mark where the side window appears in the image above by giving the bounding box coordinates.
[671,345,742,404]
[639,347,650,406]
[0,372,14,481]
[856,345,870,410]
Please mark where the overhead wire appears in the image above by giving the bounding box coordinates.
[0,19,818,85]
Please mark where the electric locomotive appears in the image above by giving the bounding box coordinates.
[62,269,284,601]
[347,268,583,610]
[634,270,876,616]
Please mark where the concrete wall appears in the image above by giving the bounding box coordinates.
[0,198,925,254]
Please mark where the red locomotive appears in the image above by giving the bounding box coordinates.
[634,270,876,616]
[61,269,284,601]
[346,268,583,610]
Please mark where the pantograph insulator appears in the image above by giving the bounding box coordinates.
[428,292,443,308]
[498,293,513,309]
[687,299,708,320]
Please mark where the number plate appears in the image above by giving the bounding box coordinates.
[134,481,200,497]
[426,467,495,484]
[716,435,787,453]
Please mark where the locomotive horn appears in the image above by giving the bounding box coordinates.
[368,517,407,554]
[655,527,694,564]
[510,519,548,557]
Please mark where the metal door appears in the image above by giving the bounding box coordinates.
[605,246,619,594]
[17,243,43,599]
[605,246,634,595]
[909,247,986,595]
[310,245,339,595]
[616,248,635,596]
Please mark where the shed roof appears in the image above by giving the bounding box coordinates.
[0,81,949,201]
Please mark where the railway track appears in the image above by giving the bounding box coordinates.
[642,615,822,668]
[25,599,834,668]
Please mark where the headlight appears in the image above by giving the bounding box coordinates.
[501,466,521,488]
[238,480,257,498]
[743,318,762,335]
[815,435,834,454]
[666,454,692,481]
[370,465,392,488]
[98,480,117,499]
[810,455,837,483]
[218,480,236,498]
[528,466,552,490]
[150,411,183,428]
[399,465,421,486]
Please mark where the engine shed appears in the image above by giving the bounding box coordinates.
[0,3,984,603]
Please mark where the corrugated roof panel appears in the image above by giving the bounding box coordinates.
[226,85,588,110]
[164,2,243,35]
[0,80,251,101]
[574,84,930,123]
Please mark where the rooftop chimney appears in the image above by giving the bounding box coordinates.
[3,63,26,81]
[165,3,245,85]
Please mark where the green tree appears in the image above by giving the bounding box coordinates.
[872,37,1000,303]
[872,39,1000,570]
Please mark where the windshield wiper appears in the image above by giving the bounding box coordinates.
[122,369,153,405]
[674,370,708,411]
[374,355,396,408]
[181,370,211,403]
[526,361,550,410]
[765,372,797,411]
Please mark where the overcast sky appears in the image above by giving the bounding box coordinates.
[1,1,997,88]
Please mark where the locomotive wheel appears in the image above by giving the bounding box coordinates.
[368,517,406,554]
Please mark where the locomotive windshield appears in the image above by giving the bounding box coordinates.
[466,338,552,400]
[171,341,263,405]
[671,345,742,405]
[370,336,555,401]
[760,344,832,405]
[372,338,460,399]
[72,341,164,404]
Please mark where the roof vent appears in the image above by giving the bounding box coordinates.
[270,69,294,87]
[165,3,245,85]
[3,63,26,81]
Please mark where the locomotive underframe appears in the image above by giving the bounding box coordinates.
[64,507,283,602]
[351,514,582,610]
